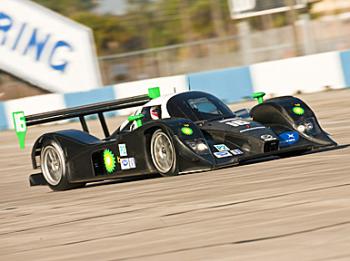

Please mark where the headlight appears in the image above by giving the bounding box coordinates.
[305,121,314,131]
[297,125,306,133]
[185,139,210,155]
[297,120,314,134]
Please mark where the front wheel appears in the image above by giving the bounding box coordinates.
[41,140,85,191]
[150,129,178,176]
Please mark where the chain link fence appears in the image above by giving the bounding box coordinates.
[99,14,350,85]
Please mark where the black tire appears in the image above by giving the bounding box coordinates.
[40,140,85,191]
[150,129,178,176]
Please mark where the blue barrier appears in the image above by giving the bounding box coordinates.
[0,102,8,130]
[188,66,253,103]
[64,86,117,118]
[340,50,350,88]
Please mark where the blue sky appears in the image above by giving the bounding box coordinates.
[95,0,127,15]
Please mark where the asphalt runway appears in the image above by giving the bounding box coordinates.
[1,89,350,260]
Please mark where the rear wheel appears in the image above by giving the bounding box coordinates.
[41,140,85,191]
[150,130,178,176]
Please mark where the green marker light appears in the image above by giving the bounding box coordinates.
[252,92,266,104]
[103,149,116,173]
[128,114,144,128]
[181,127,193,135]
[148,87,161,99]
[292,106,305,116]
[12,111,27,150]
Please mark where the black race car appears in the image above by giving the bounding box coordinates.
[24,88,337,191]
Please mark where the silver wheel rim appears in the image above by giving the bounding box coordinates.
[41,145,64,186]
[151,131,175,173]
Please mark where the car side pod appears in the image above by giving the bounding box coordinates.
[250,95,337,148]
[128,114,145,128]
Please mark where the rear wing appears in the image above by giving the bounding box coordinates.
[12,87,161,149]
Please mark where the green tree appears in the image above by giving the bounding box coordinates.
[33,0,96,16]
[32,0,234,54]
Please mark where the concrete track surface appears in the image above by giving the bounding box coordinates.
[1,89,350,261]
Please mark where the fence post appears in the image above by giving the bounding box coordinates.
[238,21,252,65]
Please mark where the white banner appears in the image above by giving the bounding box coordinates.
[251,52,345,97]
[0,0,102,93]
[228,0,308,19]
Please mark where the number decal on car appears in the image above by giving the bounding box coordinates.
[12,111,27,149]
[220,119,250,127]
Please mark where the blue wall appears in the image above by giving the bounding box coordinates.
[0,102,8,130]
[340,50,350,88]
[188,66,253,103]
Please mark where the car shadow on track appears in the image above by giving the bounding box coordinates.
[36,144,349,191]
[83,174,162,190]
[84,144,350,189]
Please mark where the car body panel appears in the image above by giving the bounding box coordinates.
[29,91,337,187]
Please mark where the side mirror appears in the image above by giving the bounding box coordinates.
[252,92,266,104]
[128,114,144,128]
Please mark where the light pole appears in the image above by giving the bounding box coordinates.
[285,0,301,56]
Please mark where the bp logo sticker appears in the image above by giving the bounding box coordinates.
[103,149,116,173]
[181,127,193,135]
[292,106,305,116]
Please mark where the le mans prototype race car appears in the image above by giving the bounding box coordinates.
[19,88,337,191]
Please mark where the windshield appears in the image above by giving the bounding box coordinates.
[167,91,235,121]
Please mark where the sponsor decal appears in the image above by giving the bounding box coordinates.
[230,149,243,155]
[220,119,250,127]
[103,149,116,173]
[279,131,299,147]
[118,144,128,157]
[120,158,130,170]
[181,126,193,135]
[214,144,230,151]
[240,126,266,133]
[214,151,233,158]
[120,157,137,170]
[292,106,305,116]
[128,157,136,169]
[260,134,277,141]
